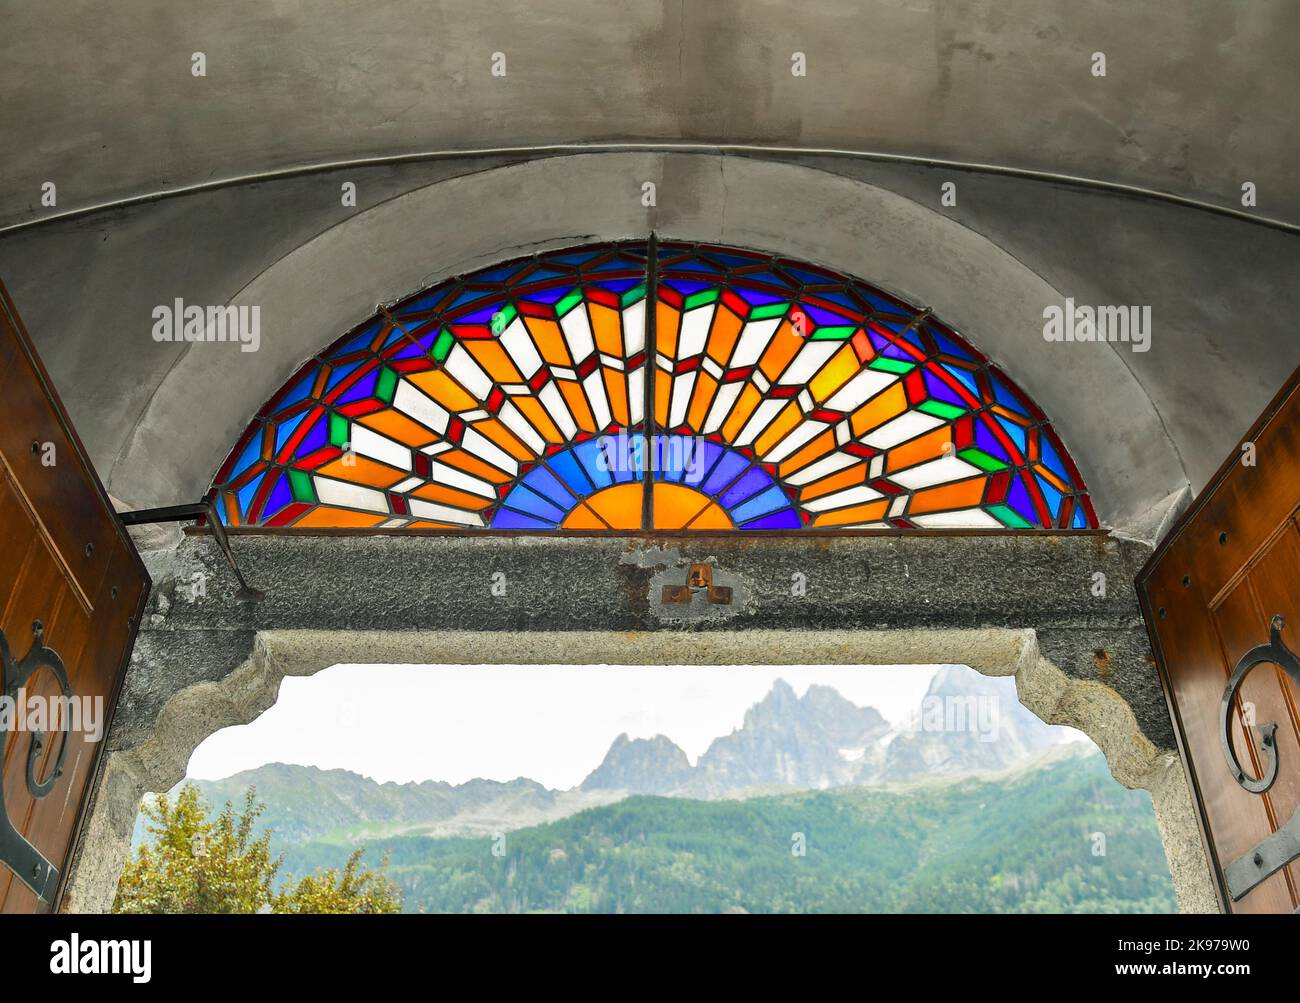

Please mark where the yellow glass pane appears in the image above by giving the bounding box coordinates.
[809,344,859,402]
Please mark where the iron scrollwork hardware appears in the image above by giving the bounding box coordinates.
[1218,614,1300,902]
[0,620,73,902]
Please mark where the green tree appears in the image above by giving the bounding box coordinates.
[114,783,400,914]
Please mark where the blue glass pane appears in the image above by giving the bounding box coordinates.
[491,507,555,530]
[549,450,594,497]
[702,451,749,495]
[741,508,801,530]
[231,433,263,479]
[262,472,292,521]
[720,467,771,508]
[501,484,567,523]
[274,412,308,453]
[522,467,577,509]
[574,439,614,490]
[730,485,788,523]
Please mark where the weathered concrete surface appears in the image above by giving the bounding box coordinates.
[3,1,1298,227]
[110,532,1175,745]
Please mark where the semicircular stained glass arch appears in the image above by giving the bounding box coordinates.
[211,241,1097,531]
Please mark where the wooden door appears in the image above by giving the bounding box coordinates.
[0,280,150,912]
[1139,365,1300,913]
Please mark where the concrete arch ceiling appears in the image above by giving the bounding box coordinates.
[114,153,1182,528]
[3,0,1298,229]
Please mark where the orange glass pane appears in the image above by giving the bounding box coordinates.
[886,425,952,473]
[706,306,744,364]
[515,396,565,443]
[686,372,719,431]
[906,476,987,515]
[722,384,763,442]
[292,506,389,528]
[438,449,515,483]
[408,370,478,412]
[464,341,523,383]
[523,317,572,366]
[412,483,495,511]
[811,500,889,527]
[356,409,439,448]
[754,401,802,457]
[583,483,643,529]
[558,380,597,432]
[656,301,680,357]
[652,483,712,529]
[684,500,732,530]
[778,429,836,478]
[758,319,803,381]
[315,455,407,488]
[800,461,869,501]
[850,382,906,437]
[470,418,533,461]
[588,302,623,357]
[604,369,630,427]
[559,502,608,530]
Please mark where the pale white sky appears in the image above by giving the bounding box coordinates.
[186,663,958,789]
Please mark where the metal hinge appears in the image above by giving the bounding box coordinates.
[662,563,732,606]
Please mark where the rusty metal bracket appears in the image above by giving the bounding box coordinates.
[662,563,732,606]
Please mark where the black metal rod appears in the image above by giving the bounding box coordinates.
[119,500,264,602]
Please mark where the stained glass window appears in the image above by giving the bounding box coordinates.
[212,241,1096,531]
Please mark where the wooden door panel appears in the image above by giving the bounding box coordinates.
[1139,366,1300,913]
[0,280,149,912]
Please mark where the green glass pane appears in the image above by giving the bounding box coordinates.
[868,356,915,375]
[917,399,965,421]
[490,302,518,335]
[988,503,1032,528]
[957,447,1009,472]
[431,329,454,361]
[288,468,317,503]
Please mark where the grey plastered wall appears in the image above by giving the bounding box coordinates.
[1,152,1297,529]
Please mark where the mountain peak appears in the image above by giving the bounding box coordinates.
[580,734,693,794]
